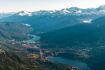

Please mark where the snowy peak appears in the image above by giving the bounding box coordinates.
[97,5,105,10]
[96,5,105,13]
[60,7,82,14]
[61,9,70,14]
[60,5,105,15]
[18,11,32,16]
[67,7,81,12]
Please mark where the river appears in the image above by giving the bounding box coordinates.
[22,34,40,43]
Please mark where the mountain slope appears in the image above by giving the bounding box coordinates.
[2,5,105,34]
[0,42,78,70]
[0,47,29,70]
[1,12,82,34]
[39,15,105,70]
[0,22,31,40]
[40,16,105,48]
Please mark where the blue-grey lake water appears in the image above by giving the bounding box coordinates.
[47,56,91,70]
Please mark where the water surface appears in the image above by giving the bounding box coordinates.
[47,56,91,70]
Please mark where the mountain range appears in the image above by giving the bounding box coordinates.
[1,5,105,34]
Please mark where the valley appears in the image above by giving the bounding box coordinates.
[1,5,105,70]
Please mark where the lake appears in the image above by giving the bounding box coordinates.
[47,56,91,70]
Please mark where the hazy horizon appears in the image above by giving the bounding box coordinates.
[0,0,105,13]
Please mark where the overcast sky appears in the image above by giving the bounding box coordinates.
[0,0,105,12]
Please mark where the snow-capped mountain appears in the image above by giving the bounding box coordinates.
[1,5,105,34]
[31,5,105,15]
[60,5,105,15]
[13,5,105,17]
[18,11,32,16]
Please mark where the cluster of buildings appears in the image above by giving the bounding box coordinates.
[7,39,48,61]
[7,39,39,49]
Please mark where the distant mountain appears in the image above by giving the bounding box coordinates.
[0,13,15,19]
[60,5,105,15]
[2,5,105,34]
[15,5,105,16]
[1,12,81,34]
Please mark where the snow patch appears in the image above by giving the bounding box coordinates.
[19,11,32,16]
[82,19,92,24]
[24,24,31,27]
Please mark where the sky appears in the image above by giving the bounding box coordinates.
[0,0,105,12]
